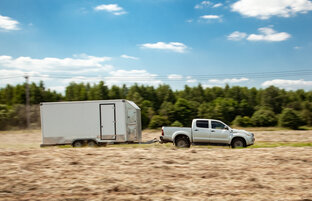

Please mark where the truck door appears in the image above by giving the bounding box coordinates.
[209,120,230,143]
[192,120,210,143]
[100,104,116,140]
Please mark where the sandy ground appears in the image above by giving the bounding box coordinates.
[0,130,312,200]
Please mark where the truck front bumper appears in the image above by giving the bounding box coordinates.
[247,136,255,146]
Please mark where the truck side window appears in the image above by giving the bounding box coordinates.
[211,121,226,129]
[196,120,209,128]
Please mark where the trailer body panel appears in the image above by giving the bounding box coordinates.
[40,99,141,146]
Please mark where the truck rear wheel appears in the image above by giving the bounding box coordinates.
[175,136,190,148]
[72,140,84,147]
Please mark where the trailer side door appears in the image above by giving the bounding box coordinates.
[100,104,116,140]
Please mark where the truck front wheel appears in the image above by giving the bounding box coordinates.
[175,136,190,148]
[231,138,246,148]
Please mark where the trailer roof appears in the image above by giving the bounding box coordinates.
[127,100,140,110]
[41,99,133,105]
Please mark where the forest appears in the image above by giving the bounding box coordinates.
[0,81,312,130]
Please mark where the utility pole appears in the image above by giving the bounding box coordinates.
[25,75,30,129]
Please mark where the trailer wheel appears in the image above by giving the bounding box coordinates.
[175,136,190,148]
[87,140,98,147]
[72,140,83,147]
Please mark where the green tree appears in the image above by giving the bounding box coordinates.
[301,101,312,126]
[279,108,303,129]
[148,115,169,129]
[233,115,253,127]
[262,86,284,114]
[158,101,175,123]
[251,108,277,127]
[108,85,122,99]
[174,98,196,126]
[0,104,10,130]
[170,120,183,127]
[198,98,238,124]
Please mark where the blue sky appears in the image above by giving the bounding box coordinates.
[0,0,312,92]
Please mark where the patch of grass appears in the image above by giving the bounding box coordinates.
[53,141,312,149]
[249,142,312,148]
[109,142,173,149]
[242,127,290,131]
[298,126,312,130]
[57,145,72,148]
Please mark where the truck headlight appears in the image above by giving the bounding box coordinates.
[246,133,253,137]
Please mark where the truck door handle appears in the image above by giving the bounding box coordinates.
[194,129,198,131]
[211,130,215,132]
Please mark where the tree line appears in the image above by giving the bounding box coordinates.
[0,81,312,130]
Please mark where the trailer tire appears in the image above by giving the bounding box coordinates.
[87,140,98,147]
[175,136,190,148]
[72,140,84,148]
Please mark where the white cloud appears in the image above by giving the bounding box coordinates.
[49,86,66,93]
[227,31,247,41]
[120,54,139,60]
[187,79,197,83]
[0,54,112,73]
[0,14,19,31]
[228,27,291,42]
[186,19,193,23]
[200,15,221,19]
[294,46,302,50]
[104,70,162,87]
[247,27,291,42]
[168,74,183,80]
[195,1,223,9]
[186,76,197,83]
[231,0,312,19]
[0,54,165,92]
[208,77,249,84]
[140,42,188,53]
[94,4,126,15]
[212,3,223,8]
[195,1,212,9]
[262,79,312,90]
[0,54,113,88]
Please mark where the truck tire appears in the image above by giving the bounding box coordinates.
[175,136,190,148]
[231,138,246,148]
[87,140,98,147]
[72,140,84,147]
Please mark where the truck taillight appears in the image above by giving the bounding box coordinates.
[162,128,164,136]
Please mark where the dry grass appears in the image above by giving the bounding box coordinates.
[0,129,312,200]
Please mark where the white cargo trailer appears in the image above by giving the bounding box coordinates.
[40,99,141,147]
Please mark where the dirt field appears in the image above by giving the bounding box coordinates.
[0,129,312,201]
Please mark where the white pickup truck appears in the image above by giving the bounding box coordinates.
[160,119,255,148]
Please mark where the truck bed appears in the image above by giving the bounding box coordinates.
[161,126,191,142]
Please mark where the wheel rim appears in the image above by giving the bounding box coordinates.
[177,139,187,147]
[234,140,243,147]
[88,141,96,147]
[74,141,82,147]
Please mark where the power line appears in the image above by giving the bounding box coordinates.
[0,69,312,81]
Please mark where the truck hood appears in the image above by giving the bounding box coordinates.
[231,129,252,135]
